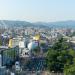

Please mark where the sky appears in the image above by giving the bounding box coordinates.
[0,0,75,22]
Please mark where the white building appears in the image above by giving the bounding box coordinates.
[20,48,31,58]
[19,38,31,58]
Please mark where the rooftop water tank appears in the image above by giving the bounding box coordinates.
[28,41,39,50]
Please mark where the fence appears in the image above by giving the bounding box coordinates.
[14,71,64,75]
[0,68,64,75]
[1,46,19,66]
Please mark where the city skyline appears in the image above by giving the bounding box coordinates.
[0,0,75,22]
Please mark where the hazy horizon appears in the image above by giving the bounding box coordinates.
[0,0,75,22]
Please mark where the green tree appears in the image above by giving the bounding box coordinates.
[46,38,73,73]
[0,39,2,46]
[64,51,75,75]
[32,47,40,56]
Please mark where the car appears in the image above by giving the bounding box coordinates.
[15,61,20,71]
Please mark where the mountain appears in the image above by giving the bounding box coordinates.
[0,20,75,29]
[0,20,34,28]
[34,20,75,29]
[0,20,49,29]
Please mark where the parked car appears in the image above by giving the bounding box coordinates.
[15,61,20,71]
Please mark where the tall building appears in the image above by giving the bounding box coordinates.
[19,38,31,58]
[8,39,13,48]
